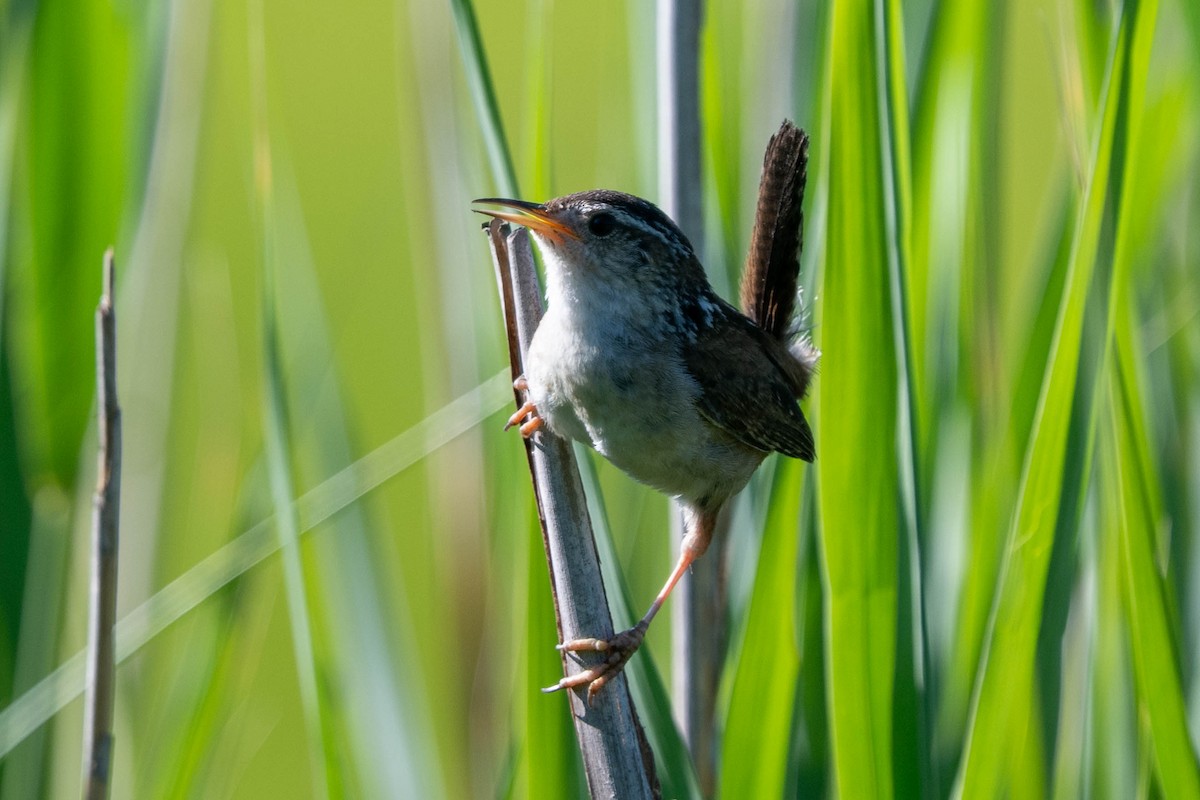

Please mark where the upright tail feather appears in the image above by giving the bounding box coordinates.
[739,121,809,343]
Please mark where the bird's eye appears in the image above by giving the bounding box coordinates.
[588,212,616,237]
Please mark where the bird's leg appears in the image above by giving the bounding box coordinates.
[505,375,544,437]
[544,508,718,705]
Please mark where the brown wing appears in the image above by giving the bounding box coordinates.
[684,314,815,462]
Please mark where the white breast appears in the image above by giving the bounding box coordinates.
[524,289,760,505]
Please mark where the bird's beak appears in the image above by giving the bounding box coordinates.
[473,198,579,243]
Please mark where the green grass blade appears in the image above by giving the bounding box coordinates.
[261,281,333,799]
[719,457,805,798]
[0,9,33,328]
[793,508,830,797]
[272,156,452,796]
[908,2,1010,758]
[259,170,335,800]
[1048,578,1094,800]
[818,1,902,795]
[0,490,70,800]
[249,1,334,792]
[875,1,934,795]
[956,1,1152,793]
[449,0,519,197]
[906,0,993,482]
[1109,327,1200,797]
[1092,491,1138,798]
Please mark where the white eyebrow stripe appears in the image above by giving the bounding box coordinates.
[610,207,689,251]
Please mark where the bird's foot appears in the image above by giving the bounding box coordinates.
[542,621,648,706]
[505,376,544,437]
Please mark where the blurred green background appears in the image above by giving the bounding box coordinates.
[1,0,1198,797]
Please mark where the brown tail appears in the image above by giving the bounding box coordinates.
[739,121,809,341]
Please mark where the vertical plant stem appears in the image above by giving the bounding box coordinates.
[82,249,121,800]
[486,220,658,800]
[260,239,332,800]
[448,0,518,198]
[657,1,718,793]
[872,0,932,794]
[250,3,333,795]
[657,0,704,240]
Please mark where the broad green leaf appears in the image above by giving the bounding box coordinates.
[817,1,902,795]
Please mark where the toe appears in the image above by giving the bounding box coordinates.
[519,415,544,437]
[557,636,609,653]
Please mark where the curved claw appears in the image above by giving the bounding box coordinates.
[504,401,538,432]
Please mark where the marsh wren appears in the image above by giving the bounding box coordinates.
[476,122,817,703]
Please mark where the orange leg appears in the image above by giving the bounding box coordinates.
[544,508,718,705]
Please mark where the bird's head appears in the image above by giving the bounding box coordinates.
[474,190,706,295]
